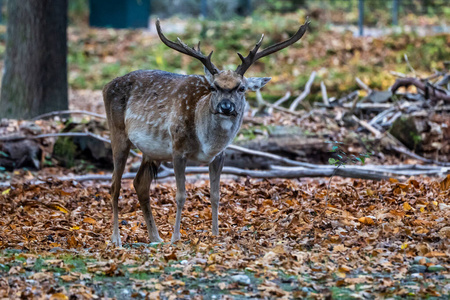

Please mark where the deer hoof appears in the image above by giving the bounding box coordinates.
[111,235,122,247]
[151,235,164,243]
[170,234,180,243]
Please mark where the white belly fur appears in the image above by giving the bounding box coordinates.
[128,127,173,160]
[125,106,173,160]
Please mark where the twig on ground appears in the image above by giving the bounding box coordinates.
[31,110,106,121]
[435,73,449,87]
[351,115,382,138]
[384,131,450,167]
[268,91,291,114]
[391,145,450,167]
[271,165,449,177]
[355,77,372,93]
[227,144,317,168]
[337,90,360,105]
[289,71,317,111]
[404,54,416,77]
[320,81,329,106]
[368,107,396,126]
[390,71,407,78]
[255,89,265,107]
[259,99,303,116]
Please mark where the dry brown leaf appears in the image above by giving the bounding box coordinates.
[439,174,450,191]
[50,293,68,300]
[82,217,97,225]
[425,251,448,258]
[60,274,78,282]
[403,202,413,211]
[358,217,375,225]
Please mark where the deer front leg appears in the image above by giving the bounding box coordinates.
[209,152,224,236]
[171,155,187,243]
[133,156,163,243]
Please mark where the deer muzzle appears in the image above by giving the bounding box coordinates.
[217,99,236,116]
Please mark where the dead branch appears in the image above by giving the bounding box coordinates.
[273,91,291,107]
[31,110,106,121]
[368,107,396,126]
[320,81,329,106]
[337,90,360,105]
[37,165,394,182]
[227,144,317,168]
[289,71,317,111]
[390,71,407,78]
[351,115,382,138]
[403,54,417,77]
[271,165,449,177]
[435,74,449,87]
[355,77,372,93]
[254,89,266,108]
[391,78,450,102]
[344,102,394,110]
[259,98,303,116]
[268,91,291,114]
[391,146,450,167]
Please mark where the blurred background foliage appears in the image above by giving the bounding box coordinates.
[1,0,448,103]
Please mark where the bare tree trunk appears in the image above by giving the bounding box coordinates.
[0,0,68,119]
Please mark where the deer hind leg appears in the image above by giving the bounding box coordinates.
[171,155,187,243]
[110,133,131,247]
[209,152,225,236]
[133,156,163,243]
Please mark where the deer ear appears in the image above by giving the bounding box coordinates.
[204,66,215,84]
[246,77,271,91]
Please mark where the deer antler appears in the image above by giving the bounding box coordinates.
[235,17,310,75]
[156,19,219,75]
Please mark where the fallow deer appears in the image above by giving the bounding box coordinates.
[103,18,310,246]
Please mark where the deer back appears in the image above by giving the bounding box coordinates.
[104,70,238,162]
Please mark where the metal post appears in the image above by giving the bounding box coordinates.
[358,0,364,37]
[200,0,208,18]
[393,0,399,26]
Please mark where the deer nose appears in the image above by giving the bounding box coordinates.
[218,99,235,115]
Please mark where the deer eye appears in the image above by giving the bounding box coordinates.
[209,86,217,92]
[238,86,246,93]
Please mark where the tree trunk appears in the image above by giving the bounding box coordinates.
[0,0,68,119]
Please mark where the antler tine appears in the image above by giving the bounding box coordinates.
[236,17,310,75]
[156,19,218,75]
[235,34,264,74]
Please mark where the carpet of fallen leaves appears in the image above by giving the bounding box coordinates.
[0,175,449,299]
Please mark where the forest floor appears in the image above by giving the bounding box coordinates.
[0,175,449,299]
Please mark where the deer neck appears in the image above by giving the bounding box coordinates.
[195,94,244,161]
